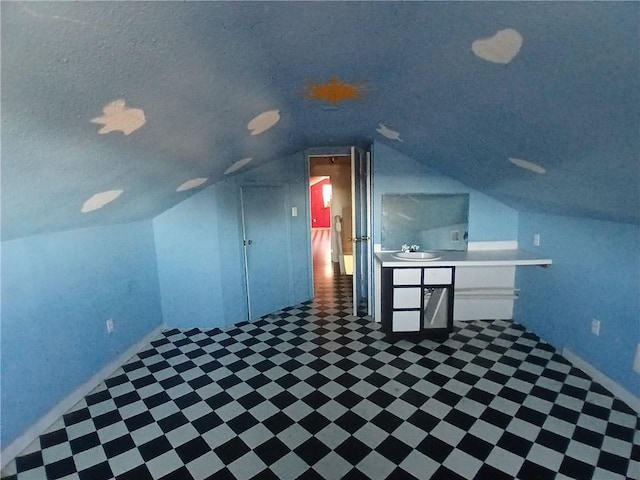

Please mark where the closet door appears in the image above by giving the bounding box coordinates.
[240,186,290,320]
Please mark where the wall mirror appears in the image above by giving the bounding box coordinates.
[381,193,469,251]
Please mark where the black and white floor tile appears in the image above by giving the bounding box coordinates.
[2,236,639,479]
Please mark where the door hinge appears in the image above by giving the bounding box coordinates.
[243,239,253,246]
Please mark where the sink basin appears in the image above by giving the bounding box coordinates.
[392,251,441,261]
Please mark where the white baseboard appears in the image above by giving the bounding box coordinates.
[1,324,165,469]
[562,348,640,415]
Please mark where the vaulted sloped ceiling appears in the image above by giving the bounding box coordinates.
[2,1,638,240]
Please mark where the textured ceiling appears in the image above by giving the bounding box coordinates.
[2,1,638,241]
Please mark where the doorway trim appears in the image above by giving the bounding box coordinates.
[307,151,352,295]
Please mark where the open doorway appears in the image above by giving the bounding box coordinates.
[308,155,352,294]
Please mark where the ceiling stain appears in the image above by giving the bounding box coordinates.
[91,99,146,135]
[509,157,546,174]
[472,28,523,64]
[305,76,367,105]
[224,157,253,175]
[18,3,86,25]
[81,190,123,213]
[176,178,208,192]
[247,110,280,135]
[377,123,403,142]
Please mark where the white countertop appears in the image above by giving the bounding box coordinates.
[374,249,552,267]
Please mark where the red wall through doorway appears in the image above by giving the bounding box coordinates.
[310,178,331,228]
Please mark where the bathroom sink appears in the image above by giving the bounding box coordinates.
[392,251,441,261]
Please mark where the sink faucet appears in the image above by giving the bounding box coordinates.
[401,244,420,252]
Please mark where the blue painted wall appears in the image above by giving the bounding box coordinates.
[1,221,162,447]
[515,212,640,397]
[372,142,519,245]
[153,151,312,329]
[5,139,637,453]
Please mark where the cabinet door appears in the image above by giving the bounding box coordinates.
[423,287,449,328]
[424,268,452,285]
[393,268,422,285]
[393,287,421,308]
[392,311,421,332]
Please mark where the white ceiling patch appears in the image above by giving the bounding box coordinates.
[176,178,208,192]
[377,123,403,142]
[509,157,546,174]
[472,29,523,64]
[81,190,123,213]
[91,99,146,135]
[224,157,253,175]
[247,110,280,135]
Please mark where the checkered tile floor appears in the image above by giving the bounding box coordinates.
[2,264,639,479]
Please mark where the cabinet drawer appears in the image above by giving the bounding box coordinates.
[393,287,421,308]
[423,268,452,285]
[392,311,421,332]
[393,268,422,285]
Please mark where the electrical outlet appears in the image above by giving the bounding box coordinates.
[106,318,115,334]
[590,318,600,336]
[533,233,541,246]
[634,344,640,374]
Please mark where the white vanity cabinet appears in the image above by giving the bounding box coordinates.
[381,266,454,340]
[375,247,552,334]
